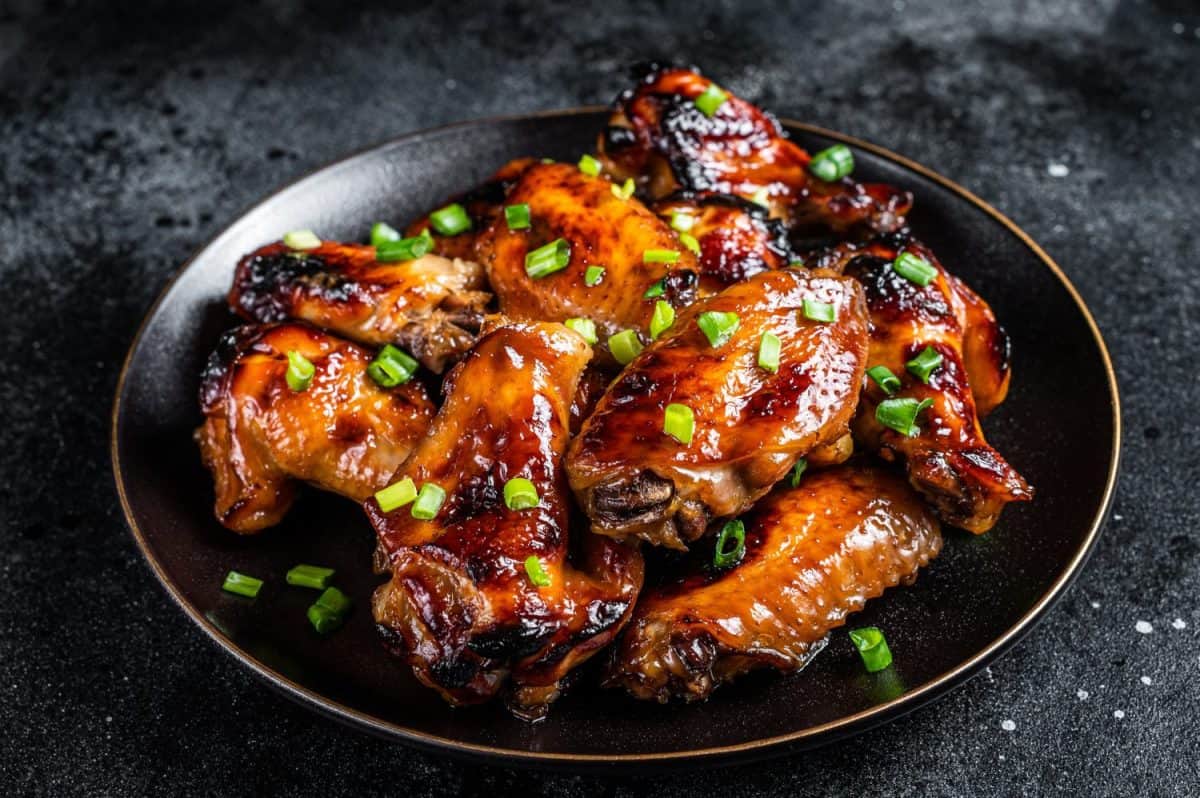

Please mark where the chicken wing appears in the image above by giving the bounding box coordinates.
[810,234,1032,532]
[229,240,491,373]
[567,268,870,550]
[196,323,435,533]
[606,466,942,702]
[598,64,911,235]
[364,320,644,718]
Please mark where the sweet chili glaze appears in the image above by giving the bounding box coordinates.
[605,466,942,703]
[597,64,912,235]
[363,321,643,718]
[229,240,491,373]
[566,269,869,550]
[196,322,435,533]
[809,234,1032,533]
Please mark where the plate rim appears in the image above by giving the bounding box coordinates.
[110,107,1122,769]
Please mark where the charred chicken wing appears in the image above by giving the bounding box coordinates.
[567,268,870,549]
[364,321,644,718]
[196,323,435,533]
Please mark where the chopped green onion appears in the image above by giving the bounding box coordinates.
[564,317,598,344]
[578,153,602,176]
[849,626,893,672]
[802,299,837,323]
[649,300,675,340]
[905,346,943,384]
[429,203,472,236]
[316,586,352,615]
[524,555,552,587]
[283,230,321,251]
[285,350,315,392]
[789,259,805,268]
[758,331,781,373]
[411,483,446,520]
[788,458,808,487]
[584,265,606,286]
[809,144,855,182]
[611,177,636,200]
[643,279,665,298]
[222,571,263,598]
[370,222,402,246]
[376,232,432,262]
[694,83,729,117]
[525,238,571,278]
[286,564,335,590]
[540,157,555,164]
[697,311,740,347]
[670,212,695,233]
[503,477,540,510]
[663,403,695,445]
[504,203,531,231]
[713,519,746,568]
[375,477,417,513]
[306,604,343,634]
[367,344,419,387]
[876,397,934,437]
[750,187,770,208]
[643,248,680,264]
[608,329,644,365]
[892,252,937,287]
[867,365,902,395]
[679,232,700,255]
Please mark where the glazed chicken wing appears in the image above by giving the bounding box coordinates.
[364,321,644,718]
[567,269,870,550]
[196,323,435,533]
[598,64,911,235]
[229,240,491,373]
[811,234,1032,532]
[606,466,942,702]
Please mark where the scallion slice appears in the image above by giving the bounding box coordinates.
[222,571,263,598]
[802,298,837,323]
[315,586,351,615]
[713,520,746,568]
[643,279,665,298]
[429,203,472,236]
[283,230,321,251]
[286,564,335,590]
[285,350,315,392]
[697,311,739,347]
[867,365,902,395]
[375,477,417,513]
[875,397,934,437]
[584,265,606,286]
[750,187,770,208]
[504,203,531,231]
[564,317,598,344]
[643,248,680,264]
[905,346,943,384]
[524,555,552,587]
[608,329,643,365]
[611,177,636,200]
[578,153,601,176]
[525,238,571,278]
[679,232,700,255]
[758,331,781,373]
[306,604,343,634]
[503,477,540,510]
[892,252,937,286]
[663,403,695,445]
[789,259,805,268]
[809,144,855,181]
[367,344,418,387]
[376,232,432,262]
[849,626,893,672]
[370,222,402,246]
[694,83,729,117]
[788,458,808,487]
[649,300,675,340]
[411,483,446,520]
[670,212,695,233]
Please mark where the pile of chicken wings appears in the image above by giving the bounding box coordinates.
[196,64,1032,720]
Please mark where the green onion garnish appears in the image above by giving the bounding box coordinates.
[376,231,432,262]
[802,299,837,323]
[429,203,472,236]
[713,519,746,568]
[608,329,644,365]
[285,350,315,392]
[758,331,781,373]
[503,477,540,510]
[525,238,571,278]
[867,365,902,395]
[670,212,695,233]
[788,458,808,487]
[809,144,855,182]
[789,259,805,268]
[578,154,601,176]
[649,300,675,340]
[663,403,695,445]
[222,571,263,598]
[697,311,740,347]
[750,187,770,208]
[504,203,531,231]
[524,555,552,587]
[644,248,680,264]
[679,232,700,255]
[892,252,937,286]
[286,564,335,590]
[306,605,342,634]
[375,477,417,513]
[611,177,636,200]
[584,265,605,286]
[367,344,418,387]
[694,83,729,117]
[849,626,893,672]
[315,586,351,615]
[876,397,934,437]
[370,222,402,246]
[643,279,665,298]
[283,230,321,251]
[564,317,598,344]
[905,346,943,384]
[411,483,446,520]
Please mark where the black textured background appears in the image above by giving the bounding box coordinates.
[2,1,1198,795]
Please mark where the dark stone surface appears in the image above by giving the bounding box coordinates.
[1,1,1196,795]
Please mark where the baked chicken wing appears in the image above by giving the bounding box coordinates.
[598,64,911,235]
[364,321,644,718]
[606,466,942,702]
[567,268,870,549]
[196,323,435,533]
[229,240,490,373]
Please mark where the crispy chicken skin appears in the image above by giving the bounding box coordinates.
[598,64,912,235]
[567,269,870,550]
[229,240,491,373]
[196,323,435,533]
[477,162,701,350]
[606,466,941,703]
[811,234,1032,532]
[364,321,644,718]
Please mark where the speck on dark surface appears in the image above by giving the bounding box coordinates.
[1,1,1198,796]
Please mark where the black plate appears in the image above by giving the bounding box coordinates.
[111,109,1120,770]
